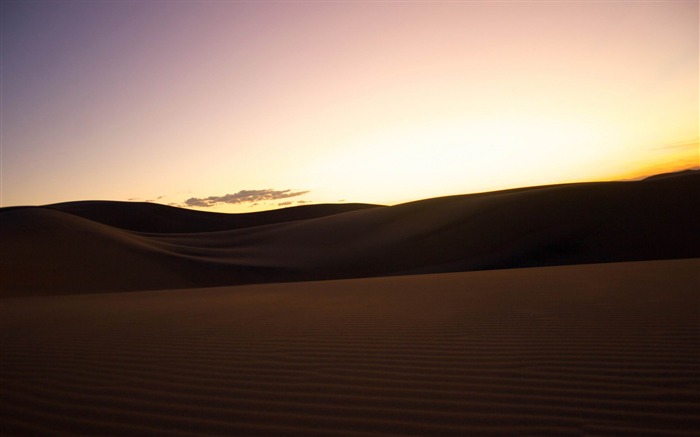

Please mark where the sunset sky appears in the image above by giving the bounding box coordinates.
[2,1,697,212]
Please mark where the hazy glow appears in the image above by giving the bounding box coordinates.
[1,1,697,211]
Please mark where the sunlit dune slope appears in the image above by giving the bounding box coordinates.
[1,171,698,295]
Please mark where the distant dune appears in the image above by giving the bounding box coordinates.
[46,201,382,233]
[1,259,697,435]
[1,171,698,296]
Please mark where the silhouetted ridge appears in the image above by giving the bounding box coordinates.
[42,201,384,232]
[642,168,699,181]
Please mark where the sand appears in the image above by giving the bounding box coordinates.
[1,259,698,435]
[1,171,698,434]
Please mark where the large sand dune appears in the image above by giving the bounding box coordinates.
[1,259,698,435]
[1,171,698,295]
[1,172,698,434]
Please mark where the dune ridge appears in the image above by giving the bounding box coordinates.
[1,171,698,296]
[45,201,383,233]
[1,259,697,435]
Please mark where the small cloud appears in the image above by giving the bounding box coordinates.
[130,195,166,203]
[297,200,312,205]
[278,201,293,206]
[184,197,209,207]
[184,189,309,208]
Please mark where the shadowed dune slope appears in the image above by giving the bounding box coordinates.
[1,172,698,295]
[1,259,698,435]
[45,201,383,232]
[0,208,288,295]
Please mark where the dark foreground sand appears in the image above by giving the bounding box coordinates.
[2,259,698,436]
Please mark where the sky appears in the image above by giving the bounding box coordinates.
[1,1,698,212]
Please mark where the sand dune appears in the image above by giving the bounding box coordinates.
[46,201,382,233]
[1,171,698,295]
[1,172,697,434]
[1,259,697,435]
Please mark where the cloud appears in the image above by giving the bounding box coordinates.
[144,195,166,203]
[184,197,210,207]
[129,194,166,203]
[184,189,309,208]
[278,201,293,206]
